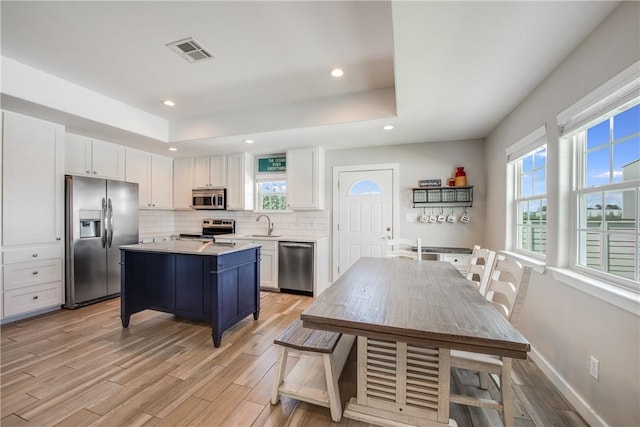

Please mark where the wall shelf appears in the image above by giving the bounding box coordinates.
[412,186,473,207]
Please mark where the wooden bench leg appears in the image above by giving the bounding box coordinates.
[271,346,288,405]
[502,358,514,427]
[323,353,342,422]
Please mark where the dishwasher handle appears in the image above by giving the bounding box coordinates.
[280,242,313,248]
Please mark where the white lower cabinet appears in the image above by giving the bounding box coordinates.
[2,244,64,318]
[254,240,278,290]
[216,238,278,290]
[421,251,470,274]
[440,253,470,274]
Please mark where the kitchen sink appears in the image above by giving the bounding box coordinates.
[248,234,281,238]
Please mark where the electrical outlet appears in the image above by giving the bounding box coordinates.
[589,356,599,380]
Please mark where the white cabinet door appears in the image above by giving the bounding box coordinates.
[65,133,92,176]
[125,148,152,208]
[259,247,278,290]
[193,157,211,188]
[91,139,125,180]
[2,111,64,245]
[126,149,173,209]
[173,158,193,209]
[287,147,324,210]
[193,155,226,188]
[209,155,226,187]
[65,133,125,180]
[226,153,254,210]
[151,154,173,209]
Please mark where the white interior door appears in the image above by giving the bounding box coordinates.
[336,169,393,277]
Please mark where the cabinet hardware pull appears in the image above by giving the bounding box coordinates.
[33,295,39,300]
[32,271,38,275]
[86,170,91,174]
[56,237,61,240]
[32,253,38,257]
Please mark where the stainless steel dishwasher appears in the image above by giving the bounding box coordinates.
[278,241,314,295]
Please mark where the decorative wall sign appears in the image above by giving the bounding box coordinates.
[258,156,286,173]
[419,179,442,188]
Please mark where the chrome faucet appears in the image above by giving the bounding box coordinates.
[256,214,274,235]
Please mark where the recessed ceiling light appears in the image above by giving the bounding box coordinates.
[162,100,176,107]
[382,125,394,131]
[329,68,344,78]
[168,147,178,151]
[244,139,254,144]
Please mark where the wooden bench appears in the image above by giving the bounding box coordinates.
[271,319,355,422]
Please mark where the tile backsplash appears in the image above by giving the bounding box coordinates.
[139,209,329,238]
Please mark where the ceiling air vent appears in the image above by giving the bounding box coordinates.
[166,37,214,63]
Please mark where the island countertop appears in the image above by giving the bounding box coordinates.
[119,240,260,256]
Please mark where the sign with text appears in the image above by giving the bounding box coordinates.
[258,156,286,173]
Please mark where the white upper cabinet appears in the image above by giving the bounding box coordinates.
[226,153,254,210]
[193,155,226,188]
[287,147,324,210]
[2,111,65,246]
[125,148,173,209]
[65,133,125,180]
[173,158,194,209]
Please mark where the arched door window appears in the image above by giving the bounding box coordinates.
[348,179,382,195]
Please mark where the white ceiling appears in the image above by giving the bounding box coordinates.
[0,1,619,158]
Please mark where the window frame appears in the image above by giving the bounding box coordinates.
[568,102,640,291]
[506,125,548,261]
[255,173,289,212]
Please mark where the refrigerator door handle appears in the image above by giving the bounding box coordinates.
[101,197,107,248]
[107,198,114,248]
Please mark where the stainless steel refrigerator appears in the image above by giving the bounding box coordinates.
[64,175,139,308]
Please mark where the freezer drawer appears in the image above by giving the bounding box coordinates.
[278,242,314,295]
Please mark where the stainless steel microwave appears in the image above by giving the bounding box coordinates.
[192,188,226,210]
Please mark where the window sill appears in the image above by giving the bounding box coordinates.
[547,267,640,316]
[499,250,546,274]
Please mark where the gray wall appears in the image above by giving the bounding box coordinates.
[484,3,639,426]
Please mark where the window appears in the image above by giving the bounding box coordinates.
[506,125,547,259]
[256,178,287,211]
[255,154,288,211]
[571,102,639,286]
[515,146,548,255]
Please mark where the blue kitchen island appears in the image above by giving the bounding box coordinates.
[119,240,261,347]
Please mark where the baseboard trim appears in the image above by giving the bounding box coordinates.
[529,346,608,427]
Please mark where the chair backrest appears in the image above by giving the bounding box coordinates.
[484,256,532,326]
[465,245,497,296]
[386,238,422,261]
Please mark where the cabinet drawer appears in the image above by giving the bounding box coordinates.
[4,258,62,290]
[441,254,470,272]
[3,245,62,264]
[252,240,277,251]
[3,282,62,317]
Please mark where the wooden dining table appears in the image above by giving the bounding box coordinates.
[301,257,530,427]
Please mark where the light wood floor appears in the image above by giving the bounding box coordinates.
[1,292,587,427]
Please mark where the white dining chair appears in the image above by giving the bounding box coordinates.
[385,237,422,261]
[450,256,532,427]
[465,245,497,296]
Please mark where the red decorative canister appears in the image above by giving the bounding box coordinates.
[454,167,467,186]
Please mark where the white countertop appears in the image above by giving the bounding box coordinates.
[120,240,260,256]
[214,233,328,243]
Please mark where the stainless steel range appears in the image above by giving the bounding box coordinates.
[179,219,235,241]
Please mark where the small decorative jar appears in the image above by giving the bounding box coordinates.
[454,167,467,187]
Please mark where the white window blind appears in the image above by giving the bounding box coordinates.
[558,60,640,136]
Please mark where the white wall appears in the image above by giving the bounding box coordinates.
[484,3,640,426]
[324,139,486,269]
[139,209,329,239]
